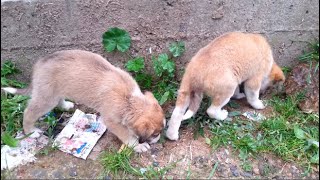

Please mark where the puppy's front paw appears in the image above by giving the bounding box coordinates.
[28,128,43,138]
[133,142,150,153]
[250,100,265,110]
[207,109,228,120]
[61,101,74,111]
[166,128,179,141]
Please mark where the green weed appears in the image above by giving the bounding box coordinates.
[100,146,176,179]
[1,61,26,88]
[299,42,319,63]
[102,27,131,52]
[299,41,319,83]
[1,61,29,139]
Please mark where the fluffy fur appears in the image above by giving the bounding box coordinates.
[2,50,165,152]
[166,32,285,140]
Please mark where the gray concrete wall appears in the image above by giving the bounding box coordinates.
[1,0,319,82]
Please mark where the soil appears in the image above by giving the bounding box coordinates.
[3,94,319,179]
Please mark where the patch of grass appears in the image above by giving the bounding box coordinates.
[204,92,319,174]
[1,94,29,137]
[1,61,27,88]
[100,146,140,177]
[281,66,292,76]
[299,42,319,63]
[1,61,29,140]
[100,146,176,179]
[299,41,319,84]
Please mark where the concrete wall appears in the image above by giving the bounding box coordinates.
[1,0,319,82]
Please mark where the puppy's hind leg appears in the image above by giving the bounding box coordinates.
[23,96,60,138]
[244,77,265,109]
[206,87,235,120]
[183,91,203,120]
[166,90,191,141]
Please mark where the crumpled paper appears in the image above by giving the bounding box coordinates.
[242,111,266,122]
[1,133,48,170]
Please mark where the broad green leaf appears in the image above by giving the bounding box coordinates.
[102,27,131,52]
[153,53,175,78]
[294,126,306,140]
[135,73,152,89]
[228,101,240,109]
[169,41,185,57]
[205,137,211,145]
[1,132,19,147]
[159,91,170,105]
[125,57,145,73]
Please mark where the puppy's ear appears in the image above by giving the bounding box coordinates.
[133,121,152,144]
[270,63,285,82]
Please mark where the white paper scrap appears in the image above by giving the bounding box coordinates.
[242,111,266,122]
[1,133,48,170]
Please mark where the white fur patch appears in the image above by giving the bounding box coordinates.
[132,86,143,97]
[149,134,160,144]
[250,99,265,109]
[207,106,229,120]
[182,110,194,120]
[58,100,74,111]
[133,142,150,153]
[166,106,183,140]
[2,87,17,94]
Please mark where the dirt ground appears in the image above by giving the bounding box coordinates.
[3,96,319,179]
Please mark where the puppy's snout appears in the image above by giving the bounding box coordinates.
[138,137,147,144]
[148,134,161,144]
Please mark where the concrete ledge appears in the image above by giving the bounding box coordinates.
[1,0,319,82]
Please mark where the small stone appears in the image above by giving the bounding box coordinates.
[241,171,253,177]
[225,158,230,164]
[230,165,239,177]
[217,163,229,177]
[52,170,65,179]
[31,169,48,179]
[153,162,159,167]
[253,167,260,175]
[104,175,112,180]
[69,167,77,177]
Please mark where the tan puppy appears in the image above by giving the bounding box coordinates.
[166,32,285,140]
[2,50,165,152]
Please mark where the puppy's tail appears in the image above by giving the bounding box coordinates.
[1,86,32,95]
[182,91,203,120]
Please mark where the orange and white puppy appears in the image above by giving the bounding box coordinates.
[2,50,165,152]
[166,32,285,140]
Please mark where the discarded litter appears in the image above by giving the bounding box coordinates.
[53,109,107,160]
[1,132,48,170]
[242,111,266,122]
